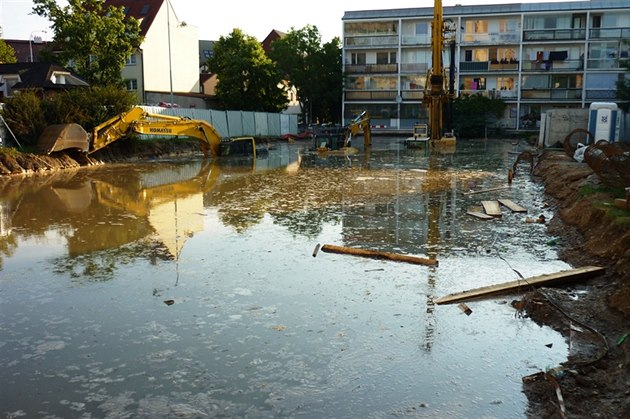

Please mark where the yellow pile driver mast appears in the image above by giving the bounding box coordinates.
[424,0,456,144]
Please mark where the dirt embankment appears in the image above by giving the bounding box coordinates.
[522,150,630,418]
[0,139,201,176]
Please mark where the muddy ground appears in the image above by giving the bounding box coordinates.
[1,141,629,418]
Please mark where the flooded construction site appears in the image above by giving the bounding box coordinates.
[1,137,574,418]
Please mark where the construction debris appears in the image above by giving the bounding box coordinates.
[464,186,510,196]
[435,266,606,305]
[498,199,528,213]
[312,243,321,257]
[320,244,438,266]
[458,303,473,315]
[481,200,502,217]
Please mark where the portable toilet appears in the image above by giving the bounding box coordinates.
[588,102,619,143]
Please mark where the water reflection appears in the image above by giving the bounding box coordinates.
[0,139,571,418]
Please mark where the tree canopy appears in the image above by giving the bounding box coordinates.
[207,29,287,113]
[0,39,17,63]
[269,25,343,124]
[616,41,630,112]
[32,0,143,86]
[453,94,507,138]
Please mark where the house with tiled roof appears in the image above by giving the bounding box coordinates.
[0,62,88,99]
[105,0,201,107]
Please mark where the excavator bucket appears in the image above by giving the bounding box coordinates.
[37,123,89,155]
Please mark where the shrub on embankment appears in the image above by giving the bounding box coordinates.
[1,86,136,149]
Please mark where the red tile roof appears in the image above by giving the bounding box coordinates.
[104,0,164,37]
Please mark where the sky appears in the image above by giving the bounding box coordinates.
[1,0,578,43]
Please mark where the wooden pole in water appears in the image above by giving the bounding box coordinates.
[320,244,438,266]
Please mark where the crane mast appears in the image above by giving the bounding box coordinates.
[424,0,456,144]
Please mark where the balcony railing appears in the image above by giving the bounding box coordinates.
[400,63,428,74]
[586,89,617,100]
[587,59,624,70]
[345,90,398,101]
[521,59,583,72]
[589,27,630,40]
[401,90,424,100]
[460,32,520,45]
[523,28,586,41]
[401,35,430,46]
[521,88,582,100]
[459,89,518,99]
[344,64,398,74]
[459,61,520,72]
[345,35,399,48]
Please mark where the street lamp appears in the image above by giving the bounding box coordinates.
[29,30,47,63]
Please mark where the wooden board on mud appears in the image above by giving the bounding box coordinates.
[481,200,502,217]
[498,199,528,213]
[435,266,606,305]
[467,208,494,219]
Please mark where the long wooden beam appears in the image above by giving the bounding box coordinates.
[320,244,438,266]
[435,266,605,305]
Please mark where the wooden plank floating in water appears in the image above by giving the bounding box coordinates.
[498,199,528,213]
[467,209,494,220]
[320,244,438,267]
[435,266,606,305]
[481,200,502,217]
[464,186,510,196]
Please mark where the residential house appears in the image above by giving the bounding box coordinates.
[0,62,88,99]
[4,38,48,63]
[105,0,201,108]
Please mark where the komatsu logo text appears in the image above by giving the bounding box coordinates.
[149,128,172,133]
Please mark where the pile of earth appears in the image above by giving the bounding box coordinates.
[0,138,202,175]
[520,150,630,418]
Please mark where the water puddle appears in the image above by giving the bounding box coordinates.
[0,138,570,418]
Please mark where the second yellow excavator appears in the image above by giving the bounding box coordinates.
[37,107,261,158]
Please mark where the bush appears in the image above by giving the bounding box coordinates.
[1,89,48,148]
[1,86,137,149]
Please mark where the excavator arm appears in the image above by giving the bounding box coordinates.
[344,111,372,147]
[90,107,223,157]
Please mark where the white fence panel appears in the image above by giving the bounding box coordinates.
[242,112,256,136]
[226,111,244,137]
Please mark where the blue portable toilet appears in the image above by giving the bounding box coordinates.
[588,102,619,143]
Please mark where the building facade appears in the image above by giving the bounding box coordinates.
[342,0,630,131]
[106,0,201,107]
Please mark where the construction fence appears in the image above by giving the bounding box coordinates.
[140,106,298,139]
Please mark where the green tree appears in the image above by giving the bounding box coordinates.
[207,29,286,112]
[269,25,343,124]
[616,41,630,112]
[453,94,506,138]
[32,0,143,86]
[0,39,17,63]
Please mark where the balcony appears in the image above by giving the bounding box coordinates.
[585,90,617,100]
[401,35,430,46]
[587,59,624,70]
[400,63,428,74]
[523,28,586,42]
[589,27,630,40]
[344,64,398,74]
[345,90,398,101]
[459,89,518,99]
[460,32,520,45]
[401,90,424,100]
[521,59,583,72]
[459,61,520,73]
[345,35,399,48]
[521,88,582,100]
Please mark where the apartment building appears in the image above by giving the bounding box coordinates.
[342,0,630,131]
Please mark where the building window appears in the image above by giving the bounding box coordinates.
[351,52,366,65]
[125,79,138,91]
[376,51,396,64]
[415,22,428,35]
[140,4,150,15]
[125,55,137,66]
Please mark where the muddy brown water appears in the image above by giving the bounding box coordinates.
[1,138,572,418]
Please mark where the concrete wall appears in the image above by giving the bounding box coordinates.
[539,108,589,148]
[140,106,298,138]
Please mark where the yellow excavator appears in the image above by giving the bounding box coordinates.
[343,111,371,148]
[37,107,260,158]
[422,0,456,146]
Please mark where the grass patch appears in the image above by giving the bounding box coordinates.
[579,184,626,199]
[0,146,22,157]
